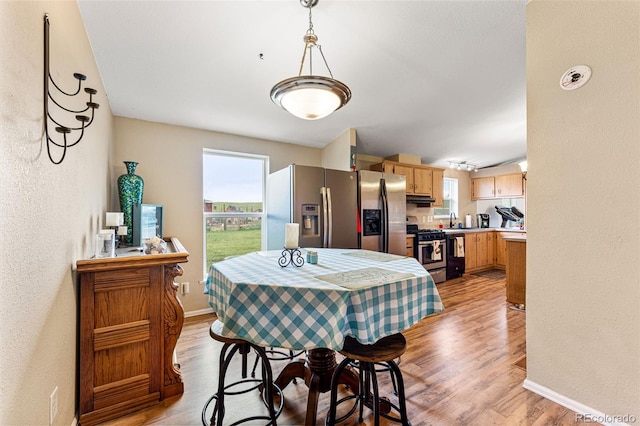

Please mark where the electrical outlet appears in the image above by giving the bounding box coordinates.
[181,282,190,295]
[49,386,58,425]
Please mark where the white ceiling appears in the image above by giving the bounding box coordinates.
[78,0,527,169]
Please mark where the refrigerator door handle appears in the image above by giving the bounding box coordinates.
[321,186,329,248]
[380,179,389,253]
[326,187,333,248]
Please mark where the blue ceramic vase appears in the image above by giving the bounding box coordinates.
[117,161,144,245]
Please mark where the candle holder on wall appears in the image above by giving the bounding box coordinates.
[278,248,304,267]
[43,13,100,165]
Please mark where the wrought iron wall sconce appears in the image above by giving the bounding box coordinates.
[44,13,99,165]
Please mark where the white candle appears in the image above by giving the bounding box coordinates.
[284,223,299,249]
[117,225,128,236]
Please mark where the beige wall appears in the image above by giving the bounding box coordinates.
[322,127,356,171]
[113,117,323,313]
[0,1,114,424]
[527,0,639,418]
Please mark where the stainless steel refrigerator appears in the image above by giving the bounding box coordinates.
[358,170,407,256]
[267,165,358,249]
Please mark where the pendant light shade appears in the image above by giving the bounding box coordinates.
[271,76,351,120]
[271,0,351,120]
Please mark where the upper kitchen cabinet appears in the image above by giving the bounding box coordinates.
[431,169,444,207]
[471,173,524,200]
[412,167,433,195]
[370,161,443,204]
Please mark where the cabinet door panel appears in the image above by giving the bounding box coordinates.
[472,177,495,199]
[466,235,478,270]
[495,174,524,197]
[413,168,433,195]
[431,169,444,206]
[393,164,414,193]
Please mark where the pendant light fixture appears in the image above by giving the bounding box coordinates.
[270,0,351,120]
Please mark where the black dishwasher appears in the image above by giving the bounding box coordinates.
[446,233,466,279]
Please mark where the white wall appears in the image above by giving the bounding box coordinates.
[0,2,114,424]
[527,0,639,418]
[113,117,323,313]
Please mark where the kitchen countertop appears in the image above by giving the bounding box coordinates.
[440,228,526,234]
[502,234,527,242]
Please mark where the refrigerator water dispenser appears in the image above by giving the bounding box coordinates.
[301,204,319,237]
[362,209,382,236]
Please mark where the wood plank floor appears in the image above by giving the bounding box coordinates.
[102,272,587,425]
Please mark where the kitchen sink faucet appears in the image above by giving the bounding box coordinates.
[450,212,457,228]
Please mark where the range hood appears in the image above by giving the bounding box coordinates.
[406,194,436,206]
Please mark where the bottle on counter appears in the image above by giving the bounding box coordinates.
[438,220,443,229]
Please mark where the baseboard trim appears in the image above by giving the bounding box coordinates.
[184,307,214,318]
[523,379,634,426]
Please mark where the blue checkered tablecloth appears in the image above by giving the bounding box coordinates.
[207,248,444,351]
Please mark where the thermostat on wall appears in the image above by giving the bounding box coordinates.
[560,65,592,90]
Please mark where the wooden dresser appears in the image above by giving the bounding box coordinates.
[76,237,189,425]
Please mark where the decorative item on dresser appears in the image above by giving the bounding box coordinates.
[117,161,144,246]
[76,237,189,426]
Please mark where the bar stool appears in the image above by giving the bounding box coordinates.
[326,334,410,426]
[202,320,283,426]
[251,348,306,383]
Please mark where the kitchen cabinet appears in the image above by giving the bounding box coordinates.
[505,236,526,307]
[76,238,189,426]
[431,169,444,207]
[495,174,525,197]
[412,167,433,195]
[465,231,495,272]
[370,161,443,198]
[471,174,524,200]
[371,162,414,193]
[471,176,495,199]
[496,231,527,268]
[406,236,415,258]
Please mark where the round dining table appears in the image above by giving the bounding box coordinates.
[207,248,444,425]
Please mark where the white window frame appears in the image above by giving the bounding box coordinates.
[202,149,269,274]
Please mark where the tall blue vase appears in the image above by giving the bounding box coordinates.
[117,161,144,246]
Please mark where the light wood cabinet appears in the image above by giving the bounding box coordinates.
[76,238,189,426]
[431,169,444,207]
[370,161,443,198]
[465,231,495,272]
[412,167,433,195]
[471,173,524,200]
[406,236,415,258]
[495,174,525,198]
[505,237,526,306]
[496,231,526,268]
[471,176,495,199]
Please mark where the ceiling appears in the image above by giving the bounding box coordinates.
[77,0,527,170]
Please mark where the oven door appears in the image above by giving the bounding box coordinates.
[418,239,447,270]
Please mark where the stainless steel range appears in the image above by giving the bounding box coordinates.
[407,226,447,283]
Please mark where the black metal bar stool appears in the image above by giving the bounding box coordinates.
[326,334,410,426]
[202,320,283,426]
[251,348,306,383]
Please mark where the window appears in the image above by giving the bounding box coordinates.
[434,178,458,219]
[203,150,268,270]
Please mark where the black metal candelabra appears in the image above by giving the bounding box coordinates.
[279,248,304,267]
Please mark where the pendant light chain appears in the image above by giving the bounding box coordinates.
[296,1,334,79]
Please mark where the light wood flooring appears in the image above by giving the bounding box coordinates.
[102,271,587,426]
